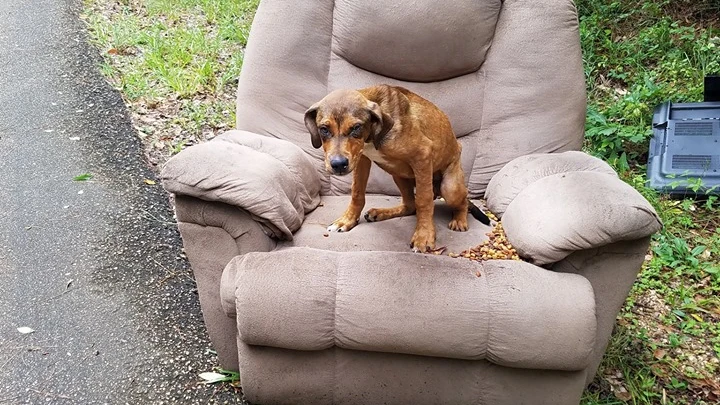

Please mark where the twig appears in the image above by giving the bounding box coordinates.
[140,209,177,226]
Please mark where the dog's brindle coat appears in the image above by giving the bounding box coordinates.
[305,84,489,252]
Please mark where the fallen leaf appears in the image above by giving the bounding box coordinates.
[143,179,156,185]
[613,386,632,401]
[653,348,666,360]
[198,372,229,384]
[73,173,93,181]
[107,48,119,55]
[691,314,703,322]
[17,327,35,334]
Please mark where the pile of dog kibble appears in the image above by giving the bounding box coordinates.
[443,211,522,262]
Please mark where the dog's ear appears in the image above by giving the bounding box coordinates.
[304,103,322,149]
[367,102,394,149]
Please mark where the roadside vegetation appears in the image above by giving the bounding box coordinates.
[578,1,720,403]
[83,0,720,403]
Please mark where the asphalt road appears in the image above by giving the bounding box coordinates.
[0,1,243,403]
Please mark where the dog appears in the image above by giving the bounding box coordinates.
[304,84,490,252]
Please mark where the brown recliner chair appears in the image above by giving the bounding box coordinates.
[160,0,663,404]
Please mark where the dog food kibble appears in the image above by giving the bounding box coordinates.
[448,221,522,263]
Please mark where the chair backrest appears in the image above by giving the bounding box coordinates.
[234,0,586,198]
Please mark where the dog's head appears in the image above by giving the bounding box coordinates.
[304,89,394,175]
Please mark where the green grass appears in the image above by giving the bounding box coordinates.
[578,1,720,403]
[83,0,720,403]
[81,0,258,159]
[84,0,257,99]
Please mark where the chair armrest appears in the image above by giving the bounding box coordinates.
[486,151,662,265]
[161,130,322,240]
[221,248,597,372]
[173,196,276,371]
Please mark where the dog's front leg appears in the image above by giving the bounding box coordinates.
[410,163,436,252]
[327,155,371,232]
[364,175,416,222]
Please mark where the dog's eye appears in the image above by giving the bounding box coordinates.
[319,127,331,138]
[350,124,362,137]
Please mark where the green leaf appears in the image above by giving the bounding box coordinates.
[73,173,93,181]
[599,127,618,136]
[690,245,706,257]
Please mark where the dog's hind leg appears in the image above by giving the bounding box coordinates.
[364,175,416,222]
[440,160,470,232]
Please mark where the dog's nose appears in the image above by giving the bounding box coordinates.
[329,156,349,173]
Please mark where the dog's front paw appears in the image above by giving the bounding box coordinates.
[410,227,436,253]
[364,206,414,222]
[327,216,359,233]
[364,208,382,222]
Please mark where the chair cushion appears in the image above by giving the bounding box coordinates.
[161,130,322,240]
[502,171,663,265]
[221,247,597,371]
[332,0,501,82]
[485,151,662,265]
[486,151,618,216]
[280,195,494,254]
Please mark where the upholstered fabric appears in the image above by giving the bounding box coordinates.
[162,130,321,240]
[283,195,494,254]
[469,0,587,194]
[493,162,662,265]
[221,248,596,371]
[553,237,652,385]
[232,0,586,197]
[158,0,664,403]
[173,196,276,370]
[486,151,618,216]
[332,0,501,82]
[237,345,588,405]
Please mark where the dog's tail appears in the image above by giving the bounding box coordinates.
[468,200,491,225]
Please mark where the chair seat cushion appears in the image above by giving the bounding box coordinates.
[281,195,494,254]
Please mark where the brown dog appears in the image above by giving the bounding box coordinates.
[304,84,489,252]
